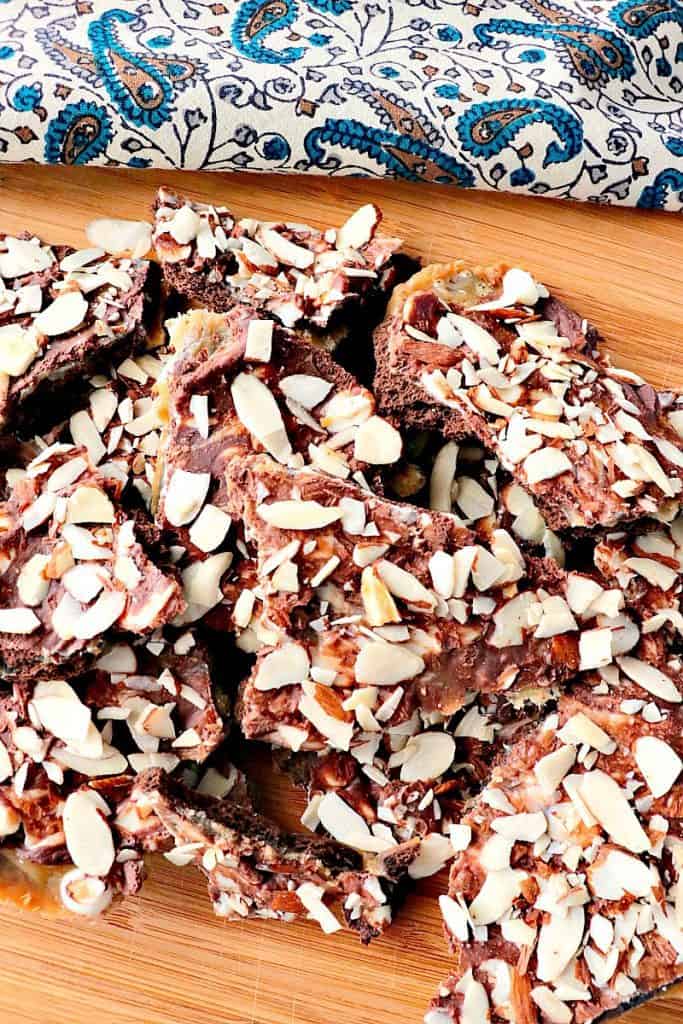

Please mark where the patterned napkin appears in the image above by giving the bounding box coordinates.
[1,0,681,209]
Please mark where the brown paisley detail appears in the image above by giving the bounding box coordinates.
[382,145,463,184]
[522,0,568,25]
[110,51,163,111]
[245,1,289,39]
[469,106,533,147]
[50,39,99,76]
[62,114,101,163]
[369,91,431,144]
[562,30,626,78]
[622,1,671,28]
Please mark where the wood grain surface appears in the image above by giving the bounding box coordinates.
[0,163,681,1024]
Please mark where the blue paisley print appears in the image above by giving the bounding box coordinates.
[0,0,680,208]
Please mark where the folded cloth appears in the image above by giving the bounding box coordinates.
[0,0,681,209]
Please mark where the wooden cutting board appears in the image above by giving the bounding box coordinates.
[0,163,681,1024]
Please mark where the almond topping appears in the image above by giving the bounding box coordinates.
[617,655,681,703]
[336,204,380,251]
[34,291,88,337]
[578,769,650,853]
[257,500,342,530]
[400,732,455,782]
[86,218,152,257]
[353,416,402,465]
[0,607,41,634]
[231,372,292,464]
[254,644,310,690]
[634,735,682,798]
[361,566,400,626]
[355,641,424,685]
[245,319,274,362]
[164,469,211,528]
[523,447,573,485]
[63,791,115,877]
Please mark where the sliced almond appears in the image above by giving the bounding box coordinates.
[63,790,115,877]
[241,237,278,270]
[408,834,453,880]
[634,735,682,798]
[180,552,232,614]
[617,655,681,703]
[34,291,88,337]
[523,447,573,485]
[400,732,455,782]
[258,228,314,270]
[254,644,310,691]
[0,323,39,376]
[353,416,402,465]
[73,590,127,640]
[17,553,50,607]
[439,894,469,941]
[317,791,373,849]
[589,847,654,900]
[536,906,584,983]
[279,374,332,410]
[231,372,292,464]
[445,313,499,364]
[558,713,615,754]
[164,469,211,527]
[188,503,231,553]
[578,769,650,853]
[429,441,458,512]
[491,811,546,843]
[245,319,274,363]
[165,205,201,245]
[530,987,571,1024]
[70,409,106,465]
[257,500,341,530]
[579,627,613,671]
[336,204,380,251]
[296,882,342,935]
[86,218,152,258]
[355,641,424,685]
[624,556,677,591]
[468,868,527,925]
[376,559,435,608]
[534,744,576,796]
[0,607,41,634]
[66,486,115,525]
[361,566,400,626]
[0,237,54,277]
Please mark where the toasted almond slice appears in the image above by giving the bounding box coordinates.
[231,372,292,464]
[579,627,613,671]
[188,503,231,553]
[439,894,469,941]
[241,237,278,270]
[558,712,615,754]
[361,566,400,626]
[400,732,455,782]
[317,791,372,848]
[245,319,274,363]
[254,644,310,691]
[634,735,682,798]
[491,811,546,843]
[17,553,50,607]
[624,556,677,591]
[259,228,314,269]
[589,847,653,900]
[180,552,232,613]
[530,987,571,1024]
[353,416,402,465]
[445,313,499,364]
[534,744,576,796]
[166,205,201,245]
[536,906,584,984]
[70,409,106,465]
[279,374,333,410]
[456,477,494,521]
[408,834,454,880]
[429,441,458,512]
[86,218,152,258]
[34,291,88,337]
[468,868,527,925]
[579,769,650,853]
[566,574,604,616]
[490,591,536,648]
[257,500,341,530]
[296,882,342,934]
[164,469,211,528]
[299,681,353,751]
[66,486,115,525]
[0,607,41,634]
[617,655,681,703]
[336,204,380,251]
[63,790,115,877]
[73,590,127,640]
[60,869,112,917]
[376,559,435,608]
[523,447,573,485]
[0,323,39,376]
[0,237,54,277]
[355,640,424,685]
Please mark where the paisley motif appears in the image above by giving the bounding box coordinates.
[475,16,634,86]
[304,117,474,186]
[609,0,683,38]
[232,0,305,64]
[87,9,195,128]
[0,0,680,207]
[44,100,112,165]
[457,99,583,169]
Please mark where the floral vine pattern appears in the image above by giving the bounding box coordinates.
[0,0,681,208]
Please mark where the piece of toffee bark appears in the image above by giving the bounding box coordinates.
[427,681,683,1024]
[0,234,158,430]
[153,307,402,624]
[116,767,394,942]
[373,262,683,531]
[0,442,184,680]
[152,187,406,349]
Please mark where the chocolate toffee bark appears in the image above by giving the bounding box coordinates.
[374,262,683,531]
[219,454,625,873]
[427,682,683,1024]
[0,233,158,430]
[153,307,402,625]
[0,442,184,680]
[152,187,407,350]
[116,768,394,942]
